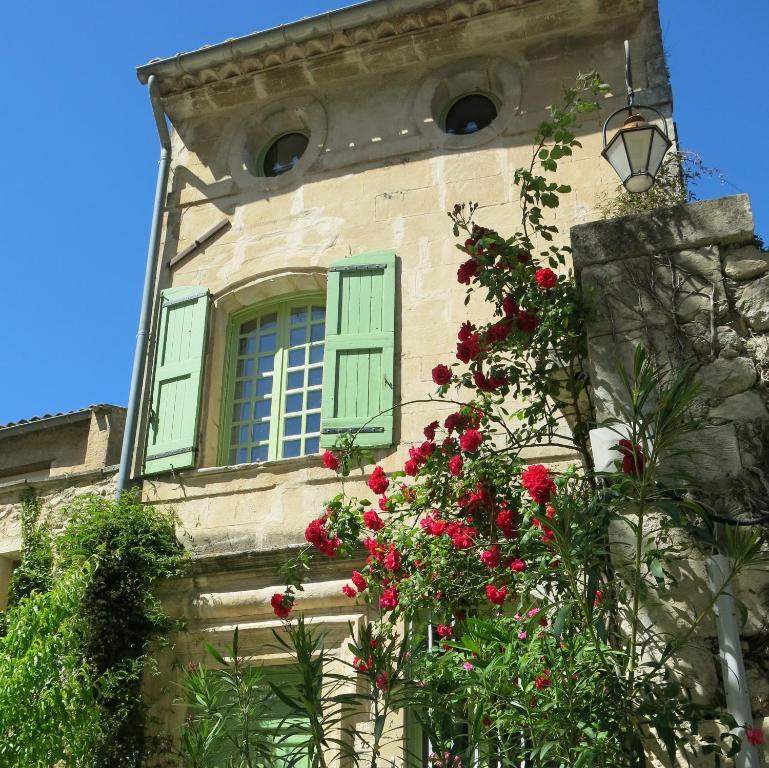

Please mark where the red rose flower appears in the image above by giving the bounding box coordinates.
[375,672,390,691]
[436,624,453,639]
[368,465,390,495]
[448,455,463,476]
[322,450,340,471]
[380,586,399,611]
[457,259,478,285]
[480,545,501,568]
[271,592,293,619]
[485,584,507,606]
[459,428,484,453]
[305,517,341,556]
[496,505,518,539]
[351,570,367,592]
[404,458,419,476]
[342,584,357,598]
[746,727,764,747]
[378,495,390,511]
[458,321,475,341]
[535,671,552,690]
[444,412,464,434]
[616,439,646,476]
[432,364,452,386]
[510,558,526,573]
[535,267,557,289]
[517,309,539,332]
[363,508,385,532]
[384,544,401,572]
[424,420,439,440]
[517,251,532,264]
[521,464,556,504]
[502,295,519,317]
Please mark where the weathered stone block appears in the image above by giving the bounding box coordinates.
[709,390,769,425]
[571,195,754,270]
[716,325,746,359]
[723,244,769,280]
[735,274,769,331]
[694,357,756,401]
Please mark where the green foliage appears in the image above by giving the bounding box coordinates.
[0,491,184,767]
[7,494,53,604]
[597,150,728,218]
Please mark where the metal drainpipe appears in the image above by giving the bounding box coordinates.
[116,74,171,498]
[707,554,761,768]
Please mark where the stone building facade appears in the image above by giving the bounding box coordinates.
[129,0,675,762]
[0,405,126,609]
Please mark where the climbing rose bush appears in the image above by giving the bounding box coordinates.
[273,75,767,767]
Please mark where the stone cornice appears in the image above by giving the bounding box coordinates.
[138,0,647,97]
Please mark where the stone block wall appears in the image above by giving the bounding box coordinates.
[571,193,769,760]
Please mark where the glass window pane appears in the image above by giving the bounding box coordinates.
[310,323,325,342]
[282,439,301,459]
[251,445,269,462]
[289,327,306,346]
[256,377,272,396]
[232,402,250,422]
[234,447,248,464]
[287,370,304,390]
[239,336,256,355]
[284,416,302,436]
[236,358,254,377]
[288,348,305,367]
[309,345,323,364]
[257,355,274,374]
[261,313,277,330]
[305,413,320,434]
[231,425,249,444]
[308,367,323,386]
[291,307,308,325]
[259,333,276,353]
[241,319,258,334]
[305,436,320,455]
[251,422,270,442]
[311,306,325,321]
[235,380,253,399]
[254,399,271,419]
[307,390,322,410]
[285,393,302,413]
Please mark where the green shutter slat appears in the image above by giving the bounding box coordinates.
[321,250,395,448]
[144,287,209,475]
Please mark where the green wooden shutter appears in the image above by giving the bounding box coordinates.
[144,287,209,475]
[321,250,396,448]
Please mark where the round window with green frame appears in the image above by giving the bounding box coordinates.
[221,294,326,465]
[440,92,499,136]
[259,131,310,177]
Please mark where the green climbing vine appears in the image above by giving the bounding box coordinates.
[0,491,185,767]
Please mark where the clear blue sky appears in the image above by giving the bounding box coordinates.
[0,1,766,425]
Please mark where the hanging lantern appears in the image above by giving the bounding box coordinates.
[602,41,672,193]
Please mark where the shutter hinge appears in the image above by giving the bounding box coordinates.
[329,263,387,273]
[146,446,197,461]
[322,427,385,435]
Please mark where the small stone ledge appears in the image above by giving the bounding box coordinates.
[571,194,754,270]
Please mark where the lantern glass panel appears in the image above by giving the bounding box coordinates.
[624,174,654,193]
[648,127,671,178]
[623,127,654,175]
[604,133,631,182]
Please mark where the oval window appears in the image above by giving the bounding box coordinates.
[443,94,498,135]
[262,132,309,177]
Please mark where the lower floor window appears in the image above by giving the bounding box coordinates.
[227,298,325,464]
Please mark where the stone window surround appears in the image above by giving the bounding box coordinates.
[199,269,329,470]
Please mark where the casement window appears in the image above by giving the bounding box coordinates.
[142,251,396,475]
